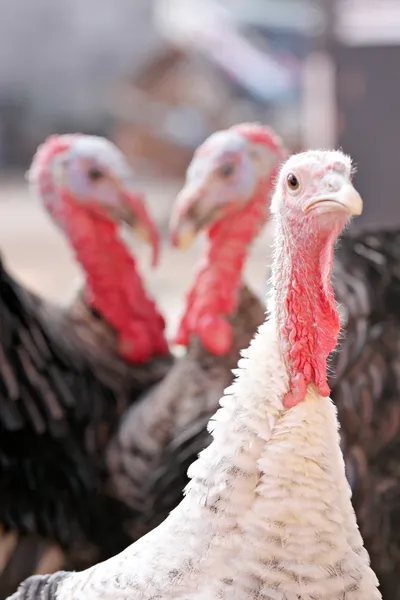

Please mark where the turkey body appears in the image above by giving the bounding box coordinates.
[0,257,171,597]
[141,228,400,600]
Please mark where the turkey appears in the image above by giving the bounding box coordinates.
[0,134,171,596]
[8,148,382,600]
[104,123,286,536]
[144,127,400,600]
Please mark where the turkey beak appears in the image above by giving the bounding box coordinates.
[169,184,222,250]
[118,183,160,267]
[169,185,203,250]
[304,181,363,217]
[170,218,198,250]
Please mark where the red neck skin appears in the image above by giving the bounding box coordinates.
[58,195,168,363]
[273,213,344,407]
[175,177,272,356]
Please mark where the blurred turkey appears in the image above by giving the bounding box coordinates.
[105,123,286,538]
[140,129,400,599]
[0,134,171,597]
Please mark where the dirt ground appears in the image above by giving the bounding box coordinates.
[0,174,273,340]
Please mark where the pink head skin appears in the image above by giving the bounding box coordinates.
[28,134,168,363]
[170,123,287,356]
[271,150,363,407]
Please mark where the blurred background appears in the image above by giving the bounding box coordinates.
[0,0,398,337]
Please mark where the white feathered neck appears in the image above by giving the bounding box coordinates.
[56,226,381,600]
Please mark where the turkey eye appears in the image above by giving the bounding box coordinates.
[287,173,299,190]
[219,163,235,178]
[87,167,103,181]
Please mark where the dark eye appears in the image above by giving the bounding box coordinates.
[87,166,103,181]
[219,163,235,178]
[287,173,299,191]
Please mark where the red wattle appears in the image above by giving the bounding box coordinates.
[278,220,341,406]
[118,323,153,364]
[174,330,189,347]
[175,175,277,356]
[317,380,331,398]
[198,315,232,356]
[62,197,168,364]
[283,373,307,408]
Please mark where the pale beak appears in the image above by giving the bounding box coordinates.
[169,185,232,250]
[119,185,160,267]
[304,182,363,217]
[169,154,254,250]
[169,185,204,250]
[170,218,198,250]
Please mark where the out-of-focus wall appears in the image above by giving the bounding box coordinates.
[334,0,400,230]
[0,0,165,164]
[0,0,161,116]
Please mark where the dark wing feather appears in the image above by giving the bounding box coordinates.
[6,572,69,600]
[0,256,169,581]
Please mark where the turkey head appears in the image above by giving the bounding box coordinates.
[170,123,287,355]
[271,150,363,407]
[28,134,167,364]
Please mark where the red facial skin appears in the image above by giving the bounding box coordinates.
[273,165,354,407]
[31,134,168,364]
[174,179,272,355]
[276,215,341,408]
[173,124,286,356]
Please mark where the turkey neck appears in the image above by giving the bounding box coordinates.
[186,286,265,368]
[201,184,267,311]
[273,213,341,407]
[60,197,168,364]
[176,178,270,355]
